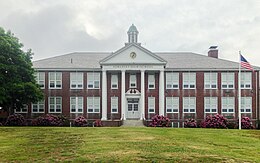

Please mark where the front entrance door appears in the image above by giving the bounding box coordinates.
[126,98,140,119]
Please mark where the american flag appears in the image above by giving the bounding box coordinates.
[240,54,253,71]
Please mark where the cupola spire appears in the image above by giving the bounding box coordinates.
[127,24,139,43]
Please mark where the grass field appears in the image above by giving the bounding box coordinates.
[0,127,259,162]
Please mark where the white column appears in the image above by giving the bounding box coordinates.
[140,70,145,120]
[159,70,165,116]
[101,70,107,120]
[121,70,126,120]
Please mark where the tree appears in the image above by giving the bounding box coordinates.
[0,27,43,114]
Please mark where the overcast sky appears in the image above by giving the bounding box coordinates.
[1,0,260,66]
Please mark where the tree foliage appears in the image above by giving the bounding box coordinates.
[0,27,43,113]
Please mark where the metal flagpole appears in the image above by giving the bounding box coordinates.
[238,51,242,130]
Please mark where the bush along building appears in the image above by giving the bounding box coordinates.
[19,25,260,127]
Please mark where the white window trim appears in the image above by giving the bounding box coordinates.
[204,72,217,89]
[111,97,118,113]
[48,72,62,89]
[221,72,234,89]
[241,72,252,89]
[87,97,100,113]
[111,74,118,89]
[241,97,252,113]
[204,97,218,113]
[166,97,179,113]
[166,72,179,89]
[221,97,234,113]
[32,101,45,113]
[35,72,45,89]
[15,105,28,113]
[148,74,155,89]
[87,72,100,89]
[148,97,155,113]
[129,74,137,88]
[70,97,83,113]
[183,97,196,113]
[48,97,62,113]
[183,73,196,89]
[70,72,83,89]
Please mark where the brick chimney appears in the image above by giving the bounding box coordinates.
[208,46,218,58]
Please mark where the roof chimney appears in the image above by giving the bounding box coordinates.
[208,46,218,58]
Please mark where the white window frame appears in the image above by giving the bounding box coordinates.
[166,97,179,113]
[70,97,83,113]
[70,72,83,89]
[49,72,62,89]
[204,97,218,113]
[166,72,179,89]
[32,100,45,113]
[15,105,28,113]
[148,97,155,113]
[87,72,100,89]
[221,97,234,113]
[183,97,196,113]
[204,72,217,89]
[48,97,62,113]
[130,74,137,88]
[241,97,252,113]
[87,97,100,113]
[221,72,234,89]
[111,74,118,89]
[35,72,45,89]
[241,72,252,89]
[183,72,196,89]
[111,97,118,113]
[148,74,155,89]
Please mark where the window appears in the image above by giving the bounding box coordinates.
[166,97,179,113]
[148,74,155,89]
[111,97,118,113]
[15,105,28,113]
[204,97,217,113]
[87,72,100,89]
[70,72,83,89]
[183,73,196,89]
[130,74,136,88]
[166,72,179,89]
[49,97,62,113]
[32,101,45,113]
[70,97,83,113]
[183,97,196,113]
[148,97,155,113]
[241,72,251,89]
[87,97,100,113]
[221,97,234,113]
[204,73,217,89]
[35,72,45,88]
[111,75,118,89]
[241,97,252,113]
[49,72,62,89]
[221,73,234,89]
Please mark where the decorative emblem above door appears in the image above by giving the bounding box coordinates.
[130,52,136,59]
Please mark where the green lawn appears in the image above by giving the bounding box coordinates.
[0,127,259,162]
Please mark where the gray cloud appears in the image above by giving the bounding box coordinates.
[0,0,260,66]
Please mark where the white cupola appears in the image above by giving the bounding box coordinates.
[127,24,139,43]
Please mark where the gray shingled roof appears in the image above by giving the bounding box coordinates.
[33,52,258,71]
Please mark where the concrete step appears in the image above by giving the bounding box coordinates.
[121,120,145,127]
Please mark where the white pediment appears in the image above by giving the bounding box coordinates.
[100,44,167,65]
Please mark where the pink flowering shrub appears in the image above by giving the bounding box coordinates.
[201,114,228,129]
[93,119,102,127]
[74,116,88,127]
[239,117,254,129]
[149,115,171,127]
[184,118,197,128]
[33,114,68,126]
[5,114,26,126]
